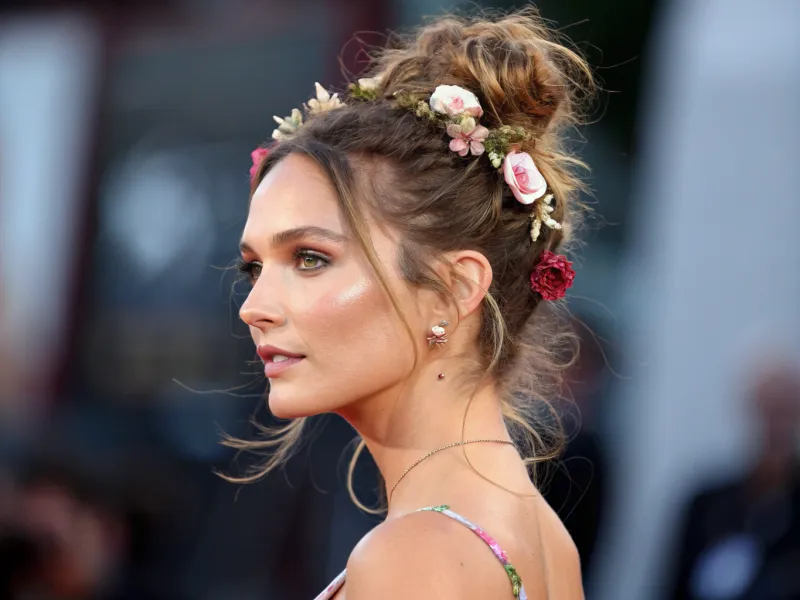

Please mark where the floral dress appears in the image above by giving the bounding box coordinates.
[314,505,527,599]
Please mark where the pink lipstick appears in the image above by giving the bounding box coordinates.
[257,345,305,378]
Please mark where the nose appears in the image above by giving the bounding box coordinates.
[239,284,286,332]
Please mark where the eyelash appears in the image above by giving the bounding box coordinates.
[236,248,332,283]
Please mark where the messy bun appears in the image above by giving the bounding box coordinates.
[230,8,595,510]
[378,13,589,134]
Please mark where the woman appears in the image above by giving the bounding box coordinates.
[236,9,591,600]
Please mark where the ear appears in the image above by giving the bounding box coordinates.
[441,250,493,320]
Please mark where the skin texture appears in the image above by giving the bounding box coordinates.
[239,154,584,599]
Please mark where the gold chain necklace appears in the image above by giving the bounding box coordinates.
[388,439,515,501]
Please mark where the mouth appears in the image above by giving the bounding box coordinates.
[257,345,305,378]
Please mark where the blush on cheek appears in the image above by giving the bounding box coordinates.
[308,277,375,343]
[305,275,407,372]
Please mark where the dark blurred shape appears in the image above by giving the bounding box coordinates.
[542,317,611,583]
[0,0,171,9]
[665,361,800,600]
[0,453,131,600]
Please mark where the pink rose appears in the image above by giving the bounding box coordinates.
[446,118,489,157]
[429,84,483,118]
[502,150,547,205]
[249,147,271,182]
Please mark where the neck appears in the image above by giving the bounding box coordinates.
[337,361,520,516]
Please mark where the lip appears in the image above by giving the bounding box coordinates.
[257,345,305,378]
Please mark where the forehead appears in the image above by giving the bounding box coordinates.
[243,153,344,241]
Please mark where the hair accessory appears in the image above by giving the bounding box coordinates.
[306,82,344,114]
[271,108,303,142]
[249,147,271,182]
[270,82,341,143]
[348,75,383,101]
[530,250,575,301]
[252,80,573,293]
[389,84,562,242]
[258,80,563,243]
[426,319,450,348]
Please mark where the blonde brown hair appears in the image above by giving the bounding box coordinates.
[225,8,594,512]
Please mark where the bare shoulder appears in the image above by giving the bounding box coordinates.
[344,509,508,600]
[536,495,584,592]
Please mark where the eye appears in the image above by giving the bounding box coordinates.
[236,259,262,284]
[292,249,331,272]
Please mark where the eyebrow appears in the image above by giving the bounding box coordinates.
[239,226,349,254]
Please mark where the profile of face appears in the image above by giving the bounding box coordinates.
[239,154,431,419]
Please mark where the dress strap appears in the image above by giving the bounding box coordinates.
[417,505,527,599]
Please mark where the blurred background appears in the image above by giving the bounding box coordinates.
[1,0,798,598]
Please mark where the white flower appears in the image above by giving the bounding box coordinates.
[429,84,483,118]
[357,74,382,92]
[529,194,561,242]
[271,108,303,141]
[307,82,344,114]
[537,194,561,230]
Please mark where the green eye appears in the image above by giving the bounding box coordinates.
[293,249,331,272]
[301,255,322,269]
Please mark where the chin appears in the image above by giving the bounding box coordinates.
[267,384,325,419]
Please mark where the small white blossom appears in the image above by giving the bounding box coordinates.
[357,74,382,92]
[530,194,562,241]
[530,218,542,242]
[271,108,303,141]
[307,82,344,113]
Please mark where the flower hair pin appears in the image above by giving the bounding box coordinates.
[390,84,562,243]
[250,82,347,183]
[250,147,271,182]
[249,80,574,300]
[530,251,575,301]
[271,82,343,143]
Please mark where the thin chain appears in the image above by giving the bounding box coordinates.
[389,439,515,501]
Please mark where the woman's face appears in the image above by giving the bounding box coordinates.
[239,153,423,419]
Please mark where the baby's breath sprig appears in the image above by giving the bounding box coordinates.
[348,76,383,102]
[393,92,466,131]
[484,126,530,168]
[348,83,378,102]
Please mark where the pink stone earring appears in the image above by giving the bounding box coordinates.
[427,320,450,348]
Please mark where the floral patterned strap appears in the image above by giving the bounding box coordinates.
[313,568,345,600]
[418,505,527,600]
[313,505,527,600]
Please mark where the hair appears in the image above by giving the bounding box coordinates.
[225,8,594,512]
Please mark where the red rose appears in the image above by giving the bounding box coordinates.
[530,251,575,301]
[249,147,271,182]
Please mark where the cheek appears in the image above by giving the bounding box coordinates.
[300,273,413,371]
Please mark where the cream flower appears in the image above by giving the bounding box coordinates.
[357,74,382,92]
[530,194,562,242]
[429,84,483,118]
[446,117,489,156]
[307,82,344,114]
[271,108,303,141]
